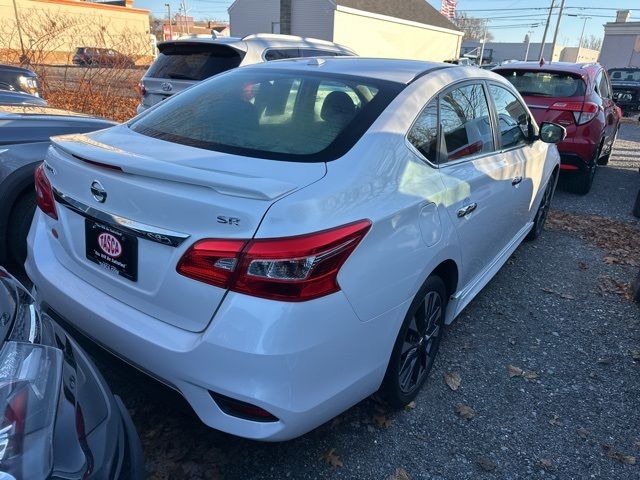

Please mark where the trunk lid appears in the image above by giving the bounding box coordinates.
[45,125,326,332]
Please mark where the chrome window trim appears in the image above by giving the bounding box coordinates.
[52,188,190,247]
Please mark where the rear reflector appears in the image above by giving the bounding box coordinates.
[210,392,278,422]
[560,164,579,171]
[549,101,599,125]
[177,220,371,301]
[34,163,58,220]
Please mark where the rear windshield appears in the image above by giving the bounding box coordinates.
[129,69,402,162]
[609,69,640,82]
[147,43,244,81]
[497,70,586,97]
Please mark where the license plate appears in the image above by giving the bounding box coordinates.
[85,219,138,281]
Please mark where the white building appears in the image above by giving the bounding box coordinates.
[598,10,640,69]
[228,0,464,62]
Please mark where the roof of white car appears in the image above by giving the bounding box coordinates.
[159,34,354,54]
[247,57,461,84]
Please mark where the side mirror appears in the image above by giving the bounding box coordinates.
[538,122,566,144]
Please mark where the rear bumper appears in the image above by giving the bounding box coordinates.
[26,212,403,441]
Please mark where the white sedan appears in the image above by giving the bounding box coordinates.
[27,57,564,441]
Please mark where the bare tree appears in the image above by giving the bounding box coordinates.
[453,13,494,42]
[582,35,602,51]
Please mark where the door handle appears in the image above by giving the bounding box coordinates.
[512,176,523,186]
[457,202,477,218]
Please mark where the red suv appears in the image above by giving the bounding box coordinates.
[494,62,620,194]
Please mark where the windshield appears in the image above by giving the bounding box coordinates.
[130,68,402,162]
[609,69,640,82]
[148,43,244,81]
[497,70,586,97]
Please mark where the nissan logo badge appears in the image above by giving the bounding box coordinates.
[90,180,107,203]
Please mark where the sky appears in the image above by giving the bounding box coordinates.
[134,0,638,46]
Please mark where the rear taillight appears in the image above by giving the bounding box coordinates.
[34,163,58,220]
[135,82,146,98]
[549,101,599,125]
[177,220,371,301]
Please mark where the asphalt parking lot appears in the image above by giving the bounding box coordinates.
[34,123,640,479]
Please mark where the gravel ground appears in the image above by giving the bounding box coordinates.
[41,125,640,479]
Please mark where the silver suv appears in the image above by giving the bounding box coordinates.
[136,33,356,113]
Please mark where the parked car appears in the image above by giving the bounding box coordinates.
[0,106,115,269]
[494,61,621,194]
[608,67,640,116]
[0,64,41,97]
[0,267,144,478]
[27,58,564,441]
[136,33,356,113]
[72,47,136,68]
[0,90,47,106]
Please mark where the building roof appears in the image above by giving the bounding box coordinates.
[336,0,459,32]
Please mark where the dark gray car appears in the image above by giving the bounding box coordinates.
[0,106,115,268]
[0,90,47,106]
[0,267,144,479]
[0,64,41,97]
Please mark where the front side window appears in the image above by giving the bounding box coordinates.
[440,84,494,162]
[130,69,401,162]
[489,85,529,149]
[407,100,438,162]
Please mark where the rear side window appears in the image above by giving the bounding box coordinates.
[408,100,438,162]
[497,70,586,98]
[440,84,494,162]
[130,69,401,162]
[264,49,301,61]
[489,85,529,149]
[147,43,244,81]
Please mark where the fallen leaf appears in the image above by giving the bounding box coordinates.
[388,467,412,480]
[597,357,612,365]
[321,448,343,468]
[541,287,575,300]
[524,370,540,380]
[507,365,524,377]
[634,440,640,451]
[455,403,475,421]
[603,445,636,465]
[577,428,589,439]
[444,371,462,391]
[373,414,394,428]
[577,261,588,271]
[603,256,620,265]
[404,401,417,411]
[549,414,562,426]
[476,456,496,472]
[537,458,554,471]
[631,350,640,362]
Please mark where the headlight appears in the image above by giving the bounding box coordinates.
[17,76,38,96]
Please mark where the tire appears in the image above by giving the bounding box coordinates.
[381,275,447,408]
[8,191,37,268]
[526,171,557,241]
[598,129,618,166]
[570,146,600,195]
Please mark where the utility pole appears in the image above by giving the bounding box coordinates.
[538,0,555,61]
[524,30,533,61]
[549,0,566,63]
[478,19,488,66]
[578,16,590,49]
[165,3,173,40]
[11,0,26,63]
